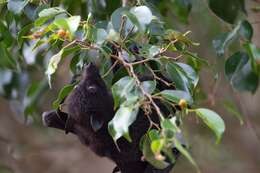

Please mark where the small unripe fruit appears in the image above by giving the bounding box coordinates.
[178,99,187,109]
[155,153,165,161]
[57,29,69,38]
[33,31,43,39]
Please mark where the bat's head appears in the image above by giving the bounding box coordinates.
[81,62,105,94]
[42,62,114,134]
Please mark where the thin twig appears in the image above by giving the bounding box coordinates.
[122,26,136,42]
[130,58,153,65]
[119,16,127,39]
[145,63,173,87]
[102,60,119,78]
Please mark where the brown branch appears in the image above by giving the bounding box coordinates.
[111,54,165,120]
[119,16,127,39]
[145,63,174,88]
[102,60,119,78]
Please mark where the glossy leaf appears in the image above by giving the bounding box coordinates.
[96,28,108,45]
[148,46,160,58]
[159,90,193,105]
[161,118,180,133]
[0,43,17,70]
[195,108,225,144]
[141,134,170,169]
[0,21,13,48]
[141,80,156,95]
[151,139,164,154]
[111,7,129,32]
[239,20,253,41]
[17,23,33,45]
[165,30,199,46]
[212,22,241,56]
[52,83,77,109]
[46,46,80,87]
[225,52,259,93]
[7,0,29,14]
[166,62,190,92]
[112,76,135,108]
[38,7,66,17]
[108,102,139,142]
[176,62,199,88]
[54,16,81,38]
[173,137,199,172]
[208,0,246,24]
[244,43,260,65]
[130,6,153,30]
[46,49,64,87]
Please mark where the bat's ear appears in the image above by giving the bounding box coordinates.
[90,115,104,132]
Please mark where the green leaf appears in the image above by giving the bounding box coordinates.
[34,16,50,27]
[7,0,29,14]
[148,45,160,57]
[225,52,259,93]
[112,76,135,109]
[0,43,17,70]
[195,108,225,144]
[212,23,241,56]
[0,21,13,48]
[111,7,129,32]
[208,0,246,24]
[141,80,156,94]
[239,20,253,41]
[46,49,64,87]
[244,42,260,65]
[52,83,77,109]
[45,46,80,87]
[173,137,200,172]
[108,102,139,142]
[184,51,208,66]
[96,28,108,45]
[130,6,153,30]
[171,0,192,24]
[38,7,66,17]
[151,139,164,154]
[176,62,199,88]
[165,30,199,46]
[166,62,190,92]
[159,90,193,105]
[123,11,141,32]
[213,20,252,57]
[54,16,81,38]
[17,23,33,46]
[161,118,180,134]
[148,129,160,141]
[141,134,170,169]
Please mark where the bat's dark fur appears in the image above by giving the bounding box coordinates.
[42,63,178,173]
